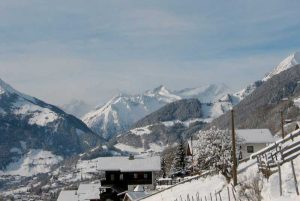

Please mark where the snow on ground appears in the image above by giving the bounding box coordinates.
[261,156,300,201]
[141,174,228,201]
[130,126,152,136]
[13,99,59,126]
[115,141,166,154]
[141,130,300,201]
[161,118,209,127]
[0,149,63,177]
[114,143,145,154]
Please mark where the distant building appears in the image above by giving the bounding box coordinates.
[98,155,161,200]
[57,183,101,201]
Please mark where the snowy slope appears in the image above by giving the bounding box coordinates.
[141,129,300,201]
[263,52,300,81]
[83,85,234,139]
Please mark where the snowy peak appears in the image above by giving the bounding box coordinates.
[144,85,181,103]
[175,84,231,103]
[263,52,300,81]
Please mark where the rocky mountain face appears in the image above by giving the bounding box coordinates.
[0,79,104,170]
[82,84,239,140]
[135,99,202,127]
[210,52,300,133]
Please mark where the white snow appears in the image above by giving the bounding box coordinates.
[161,118,206,127]
[57,190,78,201]
[130,126,152,136]
[0,149,63,176]
[115,143,145,154]
[94,156,160,172]
[140,174,228,201]
[13,99,59,126]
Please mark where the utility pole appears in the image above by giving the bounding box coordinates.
[231,109,237,186]
[191,135,194,174]
[281,111,285,139]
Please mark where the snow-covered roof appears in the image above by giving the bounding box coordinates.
[57,183,100,201]
[134,185,144,192]
[57,190,77,201]
[96,156,161,172]
[77,183,101,200]
[235,129,275,143]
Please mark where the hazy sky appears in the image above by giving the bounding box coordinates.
[0,0,300,106]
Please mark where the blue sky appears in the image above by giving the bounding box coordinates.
[0,0,300,105]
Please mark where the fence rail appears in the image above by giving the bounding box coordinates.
[251,129,300,170]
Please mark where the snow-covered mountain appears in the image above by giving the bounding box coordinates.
[82,84,235,139]
[263,51,300,81]
[0,78,104,170]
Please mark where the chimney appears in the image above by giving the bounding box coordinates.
[129,154,134,160]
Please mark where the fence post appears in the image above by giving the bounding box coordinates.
[277,163,283,196]
[291,160,299,195]
[231,187,237,201]
[227,186,231,201]
[215,190,217,201]
[218,192,222,201]
[210,193,213,201]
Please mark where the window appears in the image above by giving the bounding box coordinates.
[134,173,138,179]
[120,174,123,181]
[110,174,115,181]
[144,173,148,179]
[247,146,254,153]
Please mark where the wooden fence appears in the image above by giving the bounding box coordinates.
[251,129,300,170]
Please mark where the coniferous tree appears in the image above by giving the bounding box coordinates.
[161,157,167,178]
[172,138,186,173]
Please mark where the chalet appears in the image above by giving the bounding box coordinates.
[57,183,101,201]
[98,155,161,199]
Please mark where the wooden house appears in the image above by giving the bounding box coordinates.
[97,155,161,199]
